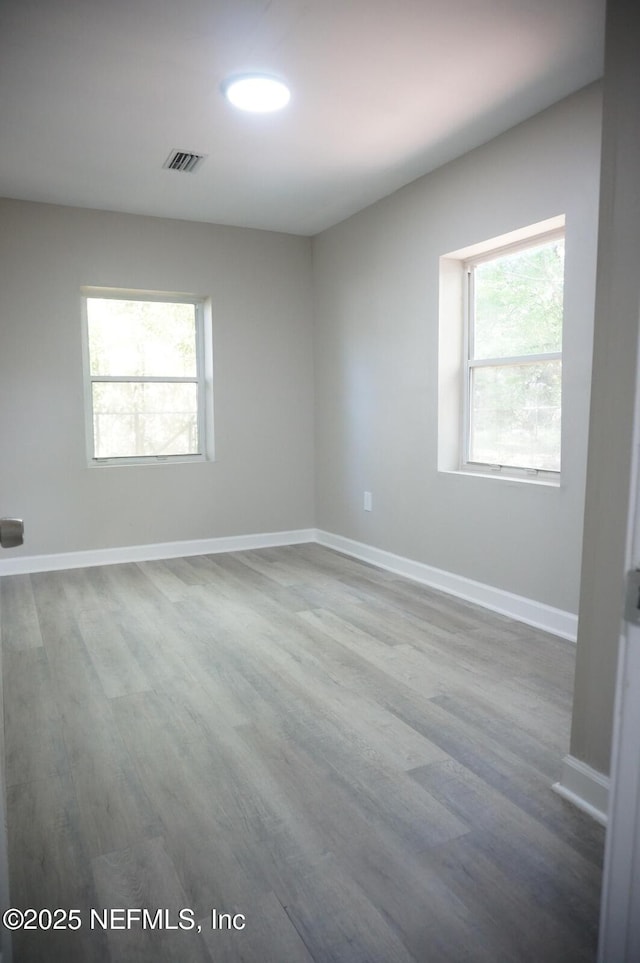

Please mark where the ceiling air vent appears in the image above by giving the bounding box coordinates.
[163,150,207,173]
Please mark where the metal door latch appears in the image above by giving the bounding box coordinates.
[0,518,24,549]
[624,569,640,624]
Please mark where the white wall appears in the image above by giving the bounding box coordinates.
[0,200,315,557]
[312,84,602,615]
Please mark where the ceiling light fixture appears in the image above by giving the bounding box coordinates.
[223,74,290,113]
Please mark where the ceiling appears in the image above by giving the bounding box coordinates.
[0,0,605,236]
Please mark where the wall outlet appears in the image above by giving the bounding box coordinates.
[363,491,372,512]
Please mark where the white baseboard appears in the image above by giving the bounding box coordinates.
[0,528,317,576]
[315,529,578,641]
[0,525,578,643]
[552,755,609,825]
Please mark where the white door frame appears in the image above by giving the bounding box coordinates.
[596,1,640,959]
[598,336,640,961]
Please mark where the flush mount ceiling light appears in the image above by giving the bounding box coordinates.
[223,74,290,113]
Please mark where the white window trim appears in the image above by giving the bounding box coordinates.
[437,215,565,486]
[81,287,215,467]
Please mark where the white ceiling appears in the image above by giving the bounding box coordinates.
[0,0,605,236]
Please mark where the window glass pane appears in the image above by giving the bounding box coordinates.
[92,382,198,458]
[473,239,564,359]
[87,299,197,377]
[469,360,561,471]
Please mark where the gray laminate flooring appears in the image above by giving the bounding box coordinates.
[0,544,604,962]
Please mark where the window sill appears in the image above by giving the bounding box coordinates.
[89,455,211,468]
[439,467,561,488]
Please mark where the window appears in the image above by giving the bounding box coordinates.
[438,217,566,482]
[82,290,213,464]
[463,229,565,476]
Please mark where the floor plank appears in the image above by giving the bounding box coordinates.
[0,575,43,651]
[7,773,109,963]
[92,836,211,963]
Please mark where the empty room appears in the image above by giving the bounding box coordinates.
[1,1,639,961]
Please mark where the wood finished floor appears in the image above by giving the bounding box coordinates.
[0,544,604,962]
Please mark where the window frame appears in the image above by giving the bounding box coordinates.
[81,287,213,467]
[461,227,565,480]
